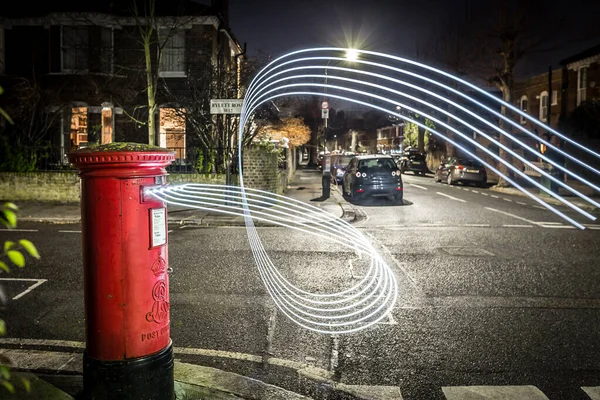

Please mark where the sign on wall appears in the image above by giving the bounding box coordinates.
[210,99,244,114]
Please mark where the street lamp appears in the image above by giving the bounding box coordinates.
[346,48,359,62]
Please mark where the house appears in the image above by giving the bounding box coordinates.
[513,44,600,134]
[0,0,244,169]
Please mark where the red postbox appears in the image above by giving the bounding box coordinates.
[68,143,175,400]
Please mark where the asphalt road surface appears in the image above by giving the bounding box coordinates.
[1,170,599,400]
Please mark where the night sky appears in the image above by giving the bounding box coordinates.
[227,0,600,76]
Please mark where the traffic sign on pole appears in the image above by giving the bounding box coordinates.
[322,101,329,110]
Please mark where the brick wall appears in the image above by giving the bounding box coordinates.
[241,146,286,194]
[0,172,230,203]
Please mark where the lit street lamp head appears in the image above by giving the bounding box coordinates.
[345,48,359,61]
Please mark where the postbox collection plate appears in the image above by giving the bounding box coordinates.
[150,208,167,247]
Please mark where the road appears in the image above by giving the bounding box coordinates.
[1,168,599,400]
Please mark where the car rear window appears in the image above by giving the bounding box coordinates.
[409,154,426,161]
[358,158,397,171]
[457,158,483,167]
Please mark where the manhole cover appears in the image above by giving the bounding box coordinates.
[437,247,495,256]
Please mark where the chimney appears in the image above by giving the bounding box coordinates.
[211,0,229,27]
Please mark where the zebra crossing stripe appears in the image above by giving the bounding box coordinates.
[442,385,549,399]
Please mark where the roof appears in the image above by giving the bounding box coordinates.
[355,154,394,160]
[560,44,600,66]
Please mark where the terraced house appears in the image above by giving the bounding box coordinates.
[0,0,244,171]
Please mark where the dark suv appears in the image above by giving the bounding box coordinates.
[394,150,429,175]
[342,155,403,204]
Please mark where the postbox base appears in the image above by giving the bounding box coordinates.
[83,344,174,400]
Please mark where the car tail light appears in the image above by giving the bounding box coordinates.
[357,188,365,193]
[456,165,464,171]
[355,172,361,177]
[396,187,403,191]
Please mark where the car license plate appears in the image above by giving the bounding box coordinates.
[412,162,420,165]
[466,169,479,173]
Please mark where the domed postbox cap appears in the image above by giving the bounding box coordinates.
[68,142,176,176]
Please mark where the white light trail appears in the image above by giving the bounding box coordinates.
[149,48,599,335]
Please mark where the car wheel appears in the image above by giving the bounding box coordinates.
[434,172,441,182]
[447,173,454,185]
[394,193,403,205]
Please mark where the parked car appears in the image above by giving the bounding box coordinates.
[342,155,403,204]
[330,154,354,184]
[394,150,429,175]
[434,157,487,186]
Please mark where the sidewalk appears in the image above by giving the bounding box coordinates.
[6,167,351,226]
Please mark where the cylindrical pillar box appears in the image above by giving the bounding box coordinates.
[68,143,176,400]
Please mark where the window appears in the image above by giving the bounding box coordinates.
[519,95,528,124]
[159,30,185,77]
[100,27,113,74]
[0,28,4,74]
[62,26,89,72]
[539,91,548,122]
[551,90,558,106]
[159,108,186,159]
[69,107,88,150]
[577,66,588,106]
[101,107,113,144]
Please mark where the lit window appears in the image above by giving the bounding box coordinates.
[577,66,587,106]
[101,107,113,144]
[551,90,558,106]
[539,91,548,122]
[159,30,185,77]
[62,26,88,72]
[69,107,88,150]
[519,95,528,124]
[159,108,186,159]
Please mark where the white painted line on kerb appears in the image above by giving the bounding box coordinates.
[0,278,48,300]
[485,207,541,226]
[436,192,467,203]
[58,230,81,233]
[0,229,38,232]
[409,183,428,190]
[490,195,500,199]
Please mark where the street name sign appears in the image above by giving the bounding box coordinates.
[210,99,243,114]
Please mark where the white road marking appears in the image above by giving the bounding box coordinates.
[481,192,489,196]
[533,205,546,210]
[409,183,428,190]
[0,229,38,232]
[582,386,600,400]
[540,225,575,229]
[485,207,540,226]
[471,190,479,193]
[463,224,490,227]
[0,278,48,300]
[443,385,550,399]
[436,192,467,203]
[503,198,513,202]
[517,201,528,205]
[58,230,81,233]
[538,221,562,225]
[502,224,534,228]
[490,195,500,198]
[585,225,600,230]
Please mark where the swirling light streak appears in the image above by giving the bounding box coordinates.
[147,48,599,334]
[247,62,600,200]
[245,78,596,220]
